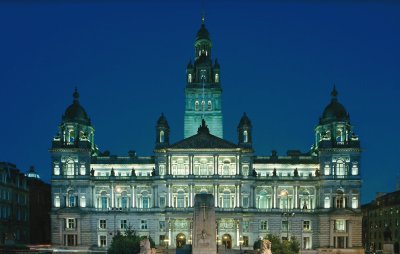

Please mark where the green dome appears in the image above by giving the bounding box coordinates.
[320,87,349,124]
[62,88,91,125]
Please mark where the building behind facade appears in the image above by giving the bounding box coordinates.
[26,166,51,245]
[0,162,29,245]
[50,20,363,252]
[362,190,400,254]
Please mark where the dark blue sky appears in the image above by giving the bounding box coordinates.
[1,1,399,204]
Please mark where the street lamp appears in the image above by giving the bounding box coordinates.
[280,190,295,241]
[239,236,244,251]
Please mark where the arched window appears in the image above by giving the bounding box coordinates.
[69,130,75,143]
[142,191,149,209]
[223,190,231,208]
[208,100,212,110]
[68,191,76,207]
[223,162,230,175]
[160,130,165,143]
[336,160,345,175]
[243,130,248,143]
[54,164,60,175]
[188,74,192,83]
[101,191,108,209]
[324,196,331,208]
[177,190,185,208]
[80,196,86,208]
[195,101,199,111]
[352,196,358,209]
[121,191,128,209]
[335,190,345,208]
[259,191,270,209]
[324,164,330,175]
[351,164,358,175]
[54,195,60,208]
[201,100,205,111]
[301,191,310,210]
[64,160,74,176]
[80,164,86,175]
[215,73,219,83]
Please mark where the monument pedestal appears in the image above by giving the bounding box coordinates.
[192,194,217,254]
[383,244,394,254]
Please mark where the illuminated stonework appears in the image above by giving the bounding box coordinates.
[50,21,362,252]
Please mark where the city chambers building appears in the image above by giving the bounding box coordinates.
[50,20,363,252]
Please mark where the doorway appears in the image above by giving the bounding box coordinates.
[222,234,232,249]
[176,233,186,248]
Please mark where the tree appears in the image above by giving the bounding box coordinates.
[253,234,300,254]
[108,226,140,254]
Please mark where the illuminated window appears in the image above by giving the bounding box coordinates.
[336,160,345,175]
[208,100,212,110]
[64,160,74,175]
[202,100,205,110]
[352,197,358,209]
[54,195,60,207]
[195,101,199,111]
[80,196,86,207]
[324,197,331,208]
[160,130,164,143]
[215,73,219,83]
[351,165,358,175]
[188,74,192,83]
[54,164,60,175]
[324,165,330,175]
[335,219,346,231]
[243,130,248,143]
[80,164,86,175]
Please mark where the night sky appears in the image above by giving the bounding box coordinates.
[1,1,399,204]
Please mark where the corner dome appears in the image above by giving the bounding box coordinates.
[320,86,349,125]
[62,88,91,125]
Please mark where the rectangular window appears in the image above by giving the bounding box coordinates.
[99,235,107,247]
[159,221,165,231]
[141,220,148,229]
[120,219,127,229]
[54,195,60,207]
[303,220,311,231]
[99,219,107,229]
[335,219,346,232]
[159,197,165,208]
[324,197,330,208]
[66,218,75,229]
[243,221,249,232]
[303,236,311,249]
[260,220,268,230]
[282,220,289,231]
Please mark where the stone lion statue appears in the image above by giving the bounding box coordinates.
[139,238,151,254]
[259,239,272,254]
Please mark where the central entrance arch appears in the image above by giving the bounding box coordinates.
[176,233,186,248]
[221,234,232,249]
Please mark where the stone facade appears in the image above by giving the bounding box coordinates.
[50,20,363,252]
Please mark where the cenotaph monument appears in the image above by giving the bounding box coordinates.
[192,194,217,254]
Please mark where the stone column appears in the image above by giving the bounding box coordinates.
[190,184,194,207]
[131,185,135,208]
[236,155,240,175]
[111,183,115,208]
[273,185,277,208]
[295,185,299,209]
[214,184,218,205]
[213,155,217,175]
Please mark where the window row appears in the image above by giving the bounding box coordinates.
[98,219,148,230]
